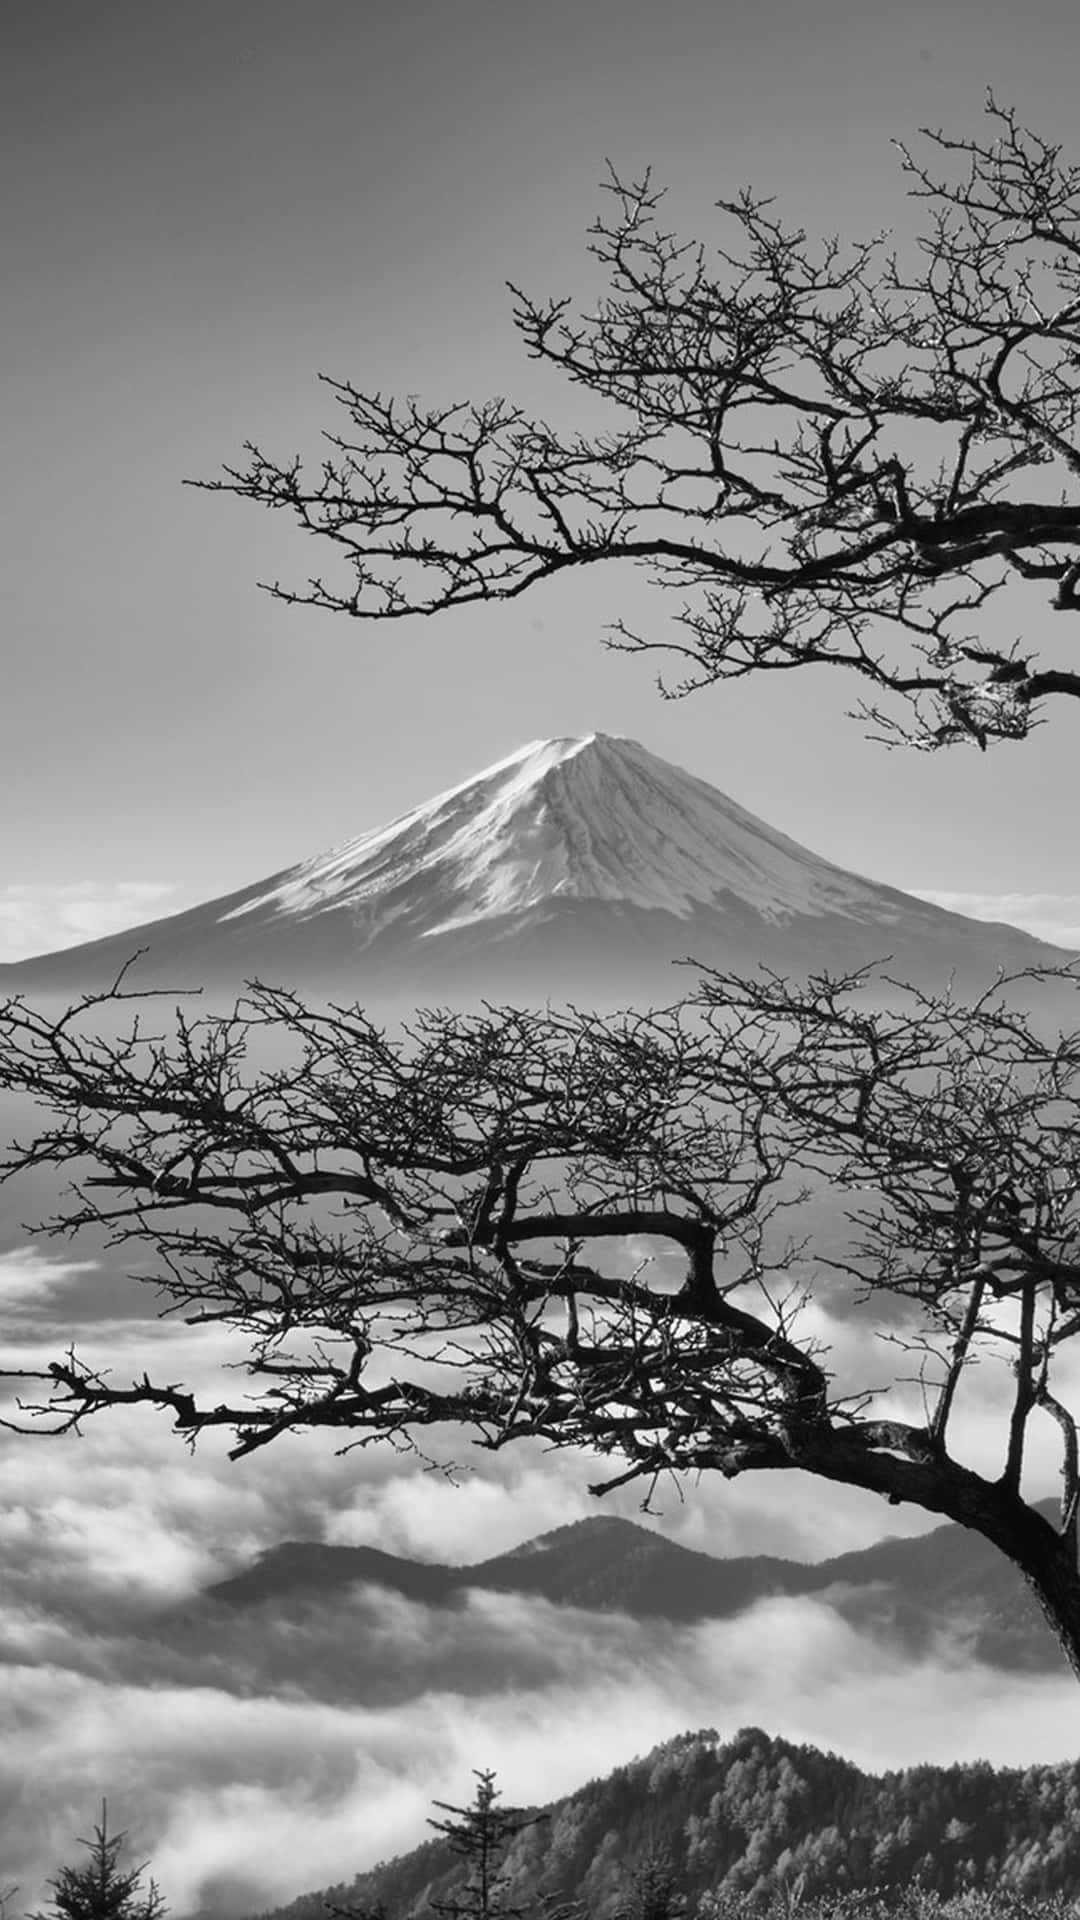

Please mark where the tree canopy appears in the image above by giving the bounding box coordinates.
[252,1727,1080,1916]
[194,98,1080,750]
[5,965,1080,1670]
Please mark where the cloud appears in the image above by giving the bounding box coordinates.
[1,1584,1076,1919]
[139,1609,1077,1911]
[0,1246,99,1316]
[5,1236,1080,1918]
[0,882,179,960]
[912,889,1080,951]
[3,1233,1056,1593]
[1,1264,943,1590]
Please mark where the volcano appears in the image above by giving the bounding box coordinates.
[0,734,1070,1003]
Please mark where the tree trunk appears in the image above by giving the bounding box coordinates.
[803,1433,1080,1681]
[914,1470,1080,1682]
[1001,1509,1080,1684]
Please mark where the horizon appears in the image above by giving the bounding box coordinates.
[215,1500,955,1574]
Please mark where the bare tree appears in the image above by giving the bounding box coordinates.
[192,98,1080,751]
[4,967,1080,1671]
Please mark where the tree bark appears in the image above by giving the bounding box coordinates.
[806,1434,1080,1681]
[987,1502,1080,1684]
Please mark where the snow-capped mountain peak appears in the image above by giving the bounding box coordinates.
[2,733,1070,1001]
[222,731,879,936]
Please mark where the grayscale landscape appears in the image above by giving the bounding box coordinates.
[5,4,1080,1919]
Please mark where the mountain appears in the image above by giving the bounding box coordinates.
[1,734,1070,1003]
[199,1509,1054,1677]
[253,1724,1080,1919]
[98,1510,1055,1734]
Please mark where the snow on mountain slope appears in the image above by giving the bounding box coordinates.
[223,732,888,933]
[0,733,1072,1002]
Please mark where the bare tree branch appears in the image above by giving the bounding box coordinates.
[5,968,1080,1668]
[191,99,1080,749]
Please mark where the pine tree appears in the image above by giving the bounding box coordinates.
[31,1804,166,1920]
[427,1770,542,1920]
[620,1846,687,1920]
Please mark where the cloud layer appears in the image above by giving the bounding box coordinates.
[0,883,179,961]
[4,1566,1076,1919]
[3,1241,1080,1917]
[913,888,1080,952]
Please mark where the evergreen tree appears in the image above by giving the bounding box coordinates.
[30,1804,165,1920]
[619,1845,687,1920]
[427,1771,542,1920]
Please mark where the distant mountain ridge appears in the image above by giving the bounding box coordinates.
[1,734,1069,1001]
[204,1508,1053,1672]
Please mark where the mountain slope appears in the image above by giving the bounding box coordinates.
[202,1509,1052,1673]
[1,734,1069,1001]
[254,1724,1080,1919]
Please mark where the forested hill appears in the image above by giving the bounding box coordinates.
[254,1726,1080,1920]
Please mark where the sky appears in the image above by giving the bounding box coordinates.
[5,0,1080,1909]
[4,0,1080,960]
